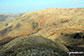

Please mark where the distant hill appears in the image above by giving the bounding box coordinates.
[0,14,18,22]
[0,14,19,31]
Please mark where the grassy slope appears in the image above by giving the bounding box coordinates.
[0,35,68,56]
[0,14,19,31]
[0,8,84,56]
[0,8,84,40]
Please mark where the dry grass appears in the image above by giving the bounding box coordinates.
[0,8,84,41]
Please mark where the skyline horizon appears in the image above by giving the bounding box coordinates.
[0,8,84,14]
[0,0,84,14]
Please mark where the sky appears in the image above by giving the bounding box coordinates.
[0,0,84,14]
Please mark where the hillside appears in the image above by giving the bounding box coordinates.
[0,8,84,40]
[0,14,18,22]
[0,14,19,31]
[0,8,84,56]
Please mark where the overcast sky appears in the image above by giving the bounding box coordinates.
[0,0,84,14]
